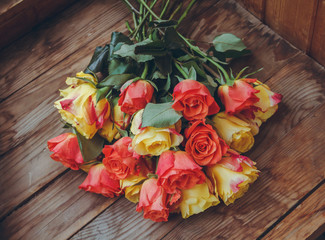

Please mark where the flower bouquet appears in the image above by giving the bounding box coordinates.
[47,0,282,222]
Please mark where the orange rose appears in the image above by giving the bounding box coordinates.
[156,151,206,194]
[47,133,83,170]
[118,80,154,115]
[102,137,140,180]
[218,78,259,117]
[172,79,220,121]
[79,164,122,198]
[185,120,229,166]
[136,178,169,222]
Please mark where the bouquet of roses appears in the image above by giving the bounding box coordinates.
[47,0,282,222]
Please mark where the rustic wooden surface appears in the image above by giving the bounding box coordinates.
[236,0,325,67]
[0,0,325,239]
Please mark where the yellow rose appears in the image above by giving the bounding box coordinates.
[211,112,254,153]
[236,113,262,136]
[131,110,183,156]
[120,175,147,203]
[206,150,259,205]
[98,99,131,142]
[179,182,220,219]
[98,119,120,142]
[253,81,282,122]
[54,72,110,139]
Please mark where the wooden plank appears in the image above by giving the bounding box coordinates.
[178,0,299,84]
[0,0,129,101]
[235,0,265,20]
[65,103,325,240]
[71,197,183,240]
[250,53,325,160]
[68,3,325,240]
[0,22,131,220]
[0,0,217,225]
[0,170,119,240]
[0,0,300,221]
[0,17,131,223]
[264,0,318,52]
[310,0,325,66]
[161,103,325,239]
[264,182,325,240]
[0,0,77,49]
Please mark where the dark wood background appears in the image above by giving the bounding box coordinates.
[0,0,324,239]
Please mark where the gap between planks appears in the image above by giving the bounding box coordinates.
[258,179,325,239]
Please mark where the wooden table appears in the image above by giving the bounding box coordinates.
[1,0,324,239]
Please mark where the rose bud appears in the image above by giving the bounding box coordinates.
[218,78,260,117]
[130,110,183,156]
[211,112,254,153]
[79,164,122,198]
[118,79,154,116]
[120,174,147,203]
[54,72,110,139]
[136,178,169,222]
[172,79,220,121]
[102,137,140,180]
[206,150,259,205]
[47,133,83,170]
[253,80,282,122]
[185,120,229,166]
[156,151,206,194]
[179,181,220,219]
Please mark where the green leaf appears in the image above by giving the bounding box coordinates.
[97,73,135,88]
[116,127,129,137]
[164,27,184,49]
[72,129,104,162]
[96,87,111,103]
[108,58,138,75]
[154,54,172,75]
[224,49,251,59]
[109,32,133,60]
[188,66,197,80]
[145,80,158,92]
[114,39,155,62]
[135,40,168,56]
[213,33,247,53]
[142,102,182,128]
[84,45,110,74]
[152,71,167,79]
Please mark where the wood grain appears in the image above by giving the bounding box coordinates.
[310,0,325,66]
[0,0,77,49]
[178,0,299,82]
[0,0,129,101]
[264,0,318,52]
[0,21,130,219]
[236,0,265,20]
[249,53,325,160]
[161,103,325,240]
[0,170,119,240]
[264,182,325,240]
[64,103,325,240]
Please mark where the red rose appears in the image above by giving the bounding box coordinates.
[156,151,206,193]
[79,164,122,198]
[218,78,260,116]
[47,133,83,170]
[102,137,140,180]
[172,79,220,121]
[136,178,169,222]
[185,120,229,166]
[118,80,154,115]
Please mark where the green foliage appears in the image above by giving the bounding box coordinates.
[142,102,182,128]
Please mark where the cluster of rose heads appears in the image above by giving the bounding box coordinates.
[48,73,282,222]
